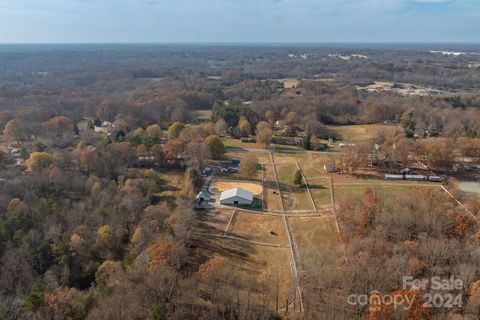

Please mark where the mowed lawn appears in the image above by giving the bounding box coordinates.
[307,178,332,209]
[288,215,343,271]
[333,184,442,205]
[326,124,401,142]
[297,153,339,178]
[276,164,315,211]
[225,150,271,165]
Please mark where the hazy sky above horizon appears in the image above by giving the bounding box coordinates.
[0,0,479,43]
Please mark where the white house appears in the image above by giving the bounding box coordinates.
[219,188,253,206]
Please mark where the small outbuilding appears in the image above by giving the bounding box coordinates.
[324,164,336,172]
[220,188,254,206]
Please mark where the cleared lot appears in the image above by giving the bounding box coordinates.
[289,215,343,270]
[228,211,289,246]
[191,236,295,312]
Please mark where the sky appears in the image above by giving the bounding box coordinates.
[0,0,479,43]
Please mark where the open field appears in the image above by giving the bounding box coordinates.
[273,152,339,178]
[223,137,266,150]
[263,164,284,212]
[458,181,480,194]
[289,215,343,270]
[307,178,332,209]
[191,235,295,312]
[278,78,300,89]
[190,109,212,121]
[211,180,263,195]
[229,211,290,245]
[225,150,271,165]
[299,153,339,177]
[216,169,263,182]
[194,209,234,235]
[276,164,315,211]
[334,184,442,204]
[272,144,304,152]
[356,81,452,96]
[224,138,303,152]
[326,124,401,142]
[273,152,308,165]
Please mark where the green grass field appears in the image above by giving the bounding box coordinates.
[223,137,266,150]
[333,184,441,205]
[298,153,339,177]
[307,178,332,209]
[326,124,401,142]
[276,164,315,211]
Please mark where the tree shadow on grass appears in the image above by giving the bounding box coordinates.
[185,235,256,273]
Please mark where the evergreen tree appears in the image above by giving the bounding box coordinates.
[294,170,303,186]
[303,132,312,150]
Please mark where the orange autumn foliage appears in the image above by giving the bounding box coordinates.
[44,287,78,316]
[357,188,381,234]
[147,240,183,271]
[198,256,227,280]
[365,290,429,320]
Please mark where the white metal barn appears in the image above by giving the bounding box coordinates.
[219,188,254,206]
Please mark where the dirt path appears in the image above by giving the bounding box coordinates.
[330,177,348,264]
[224,209,237,236]
[296,162,318,211]
[441,186,475,217]
[270,152,285,212]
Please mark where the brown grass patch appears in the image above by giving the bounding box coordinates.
[229,211,289,245]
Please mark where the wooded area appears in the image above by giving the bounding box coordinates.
[0,44,479,319]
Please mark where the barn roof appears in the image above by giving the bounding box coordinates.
[220,188,254,202]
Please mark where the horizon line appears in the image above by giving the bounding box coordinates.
[1,41,480,45]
